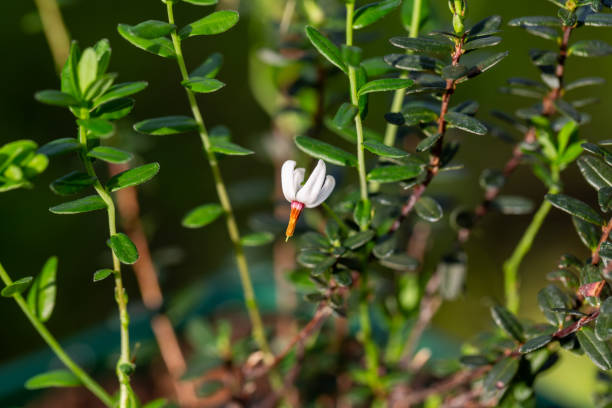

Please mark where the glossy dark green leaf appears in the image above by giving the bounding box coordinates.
[366,164,423,183]
[570,40,612,57]
[596,297,612,341]
[577,156,612,191]
[546,193,605,226]
[508,16,561,27]
[182,0,218,5]
[537,284,570,326]
[547,269,580,289]
[333,103,358,129]
[61,41,80,99]
[181,77,225,93]
[179,10,239,39]
[38,138,81,157]
[91,97,135,120]
[26,257,57,323]
[403,105,438,125]
[499,86,543,99]
[1,276,33,297]
[82,73,116,102]
[599,187,612,212]
[34,90,79,107]
[107,233,139,264]
[49,195,107,214]
[519,334,553,353]
[87,146,133,164]
[566,77,605,91]
[383,54,442,72]
[305,26,347,74]
[343,230,375,250]
[416,133,442,152]
[298,250,328,268]
[444,112,487,135]
[464,36,501,51]
[25,370,80,389]
[210,139,253,155]
[583,13,612,27]
[191,52,223,79]
[491,305,525,342]
[295,136,357,167]
[415,196,443,222]
[379,254,419,271]
[134,116,199,135]
[460,355,490,367]
[353,199,372,230]
[464,51,508,80]
[94,82,148,107]
[77,118,114,139]
[118,24,176,58]
[577,326,612,370]
[106,163,160,192]
[93,268,114,282]
[353,0,401,29]
[573,216,600,250]
[363,140,408,158]
[130,20,175,39]
[525,26,559,41]
[389,36,453,53]
[469,15,502,37]
[553,99,581,122]
[50,171,96,196]
[241,232,274,247]
[483,357,519,394]
[182,203,224,228]
[441,64,468,80]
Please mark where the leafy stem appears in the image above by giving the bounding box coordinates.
[0,263,114,407]
[77,108,132,408]
[164,2,271,359]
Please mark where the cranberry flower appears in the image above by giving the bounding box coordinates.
[282,159,335,241]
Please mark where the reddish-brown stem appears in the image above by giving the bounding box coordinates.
[592,217,612,265]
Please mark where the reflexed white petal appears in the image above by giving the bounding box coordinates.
[296,159,326,205]
[306,175,335,208]
[281,160,297,202]
[293,168,305,193]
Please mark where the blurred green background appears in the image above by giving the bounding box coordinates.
[1,0,611,406]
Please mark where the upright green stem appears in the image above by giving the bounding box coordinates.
[0,264,114,407]
[77,108,131,408]
[345,2,368,202]
[165,3,270,357]
[503,165,560,314]
[383,0,423,147]
[33,0,70,72]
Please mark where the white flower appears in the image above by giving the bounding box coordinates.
[281,159,335,240]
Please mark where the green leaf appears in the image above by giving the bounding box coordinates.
[241,232,274,246]
[88,146,133,164]
[191,53,224,78]
[134,116,199,135]
[93,38,111,74]
[354,199,372,230]
[441,64,468,80]
[415,196,443,222]
[210,139,253,155]
[583,13,612,27]
[357,78,413,97]
[1,276,33,297]
[182,0,218,4]
[38,138,81,157]
[525,26,559,41]
[469,15,502,37]
[94,81,148,106]
[566,77,605,91]
[26,257,57,322]
[569,40,612,57]
[416,133,442,152]
[181,77,225,93]
[577,156,612,191]
[491,305,525,342]
[25,370,81,390]
[353,0,401,29]
[50,171,96,196]
[61,41,81,99]
[343,230,375,250]
[464,36,502,52]
[546,193,605,226]
[93,269,114,282]
[305,26,347,74]
[341,45,362,67]
[179,10,239,39]
[463,51,508,80]
[106,163,160,192]
[107,233,139,264]
[573,216,600,250]
[366,164,423,183]
[142,398,168,408]
[91,97,135,120]
[508,16,561,27]
[117,24,176,58]
[537,284,570,326]
[384,54,442,72]
[379,254,419,271]
[519,335,553,353]
[49,195,107,214]
[596,297,612,341]
[444,112,487,135]
[129,20,175,39]
[77,48,98,94]
[77,118,114,139]
[333,103,358,129]
[577,326,612,370]
[599,187,612,212]
[363,140,408,158]
[295,136,357,167]
[83,73,116,101]
[390,36,453,53]
[34,90,79,107]
[182,203,224,228]
[483,358,519,395]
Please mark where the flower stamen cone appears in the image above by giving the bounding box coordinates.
[281,159,335,241]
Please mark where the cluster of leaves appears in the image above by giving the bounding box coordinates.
[0,140,48,192]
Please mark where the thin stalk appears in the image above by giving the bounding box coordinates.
[383,0,423,147]
[345,2,368,202]
[33,0,70,72]
[0,264,114,407]
[321,202,349,233]
[503,166,560,313]
[77,108,131,408]
[165,2,271,358]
